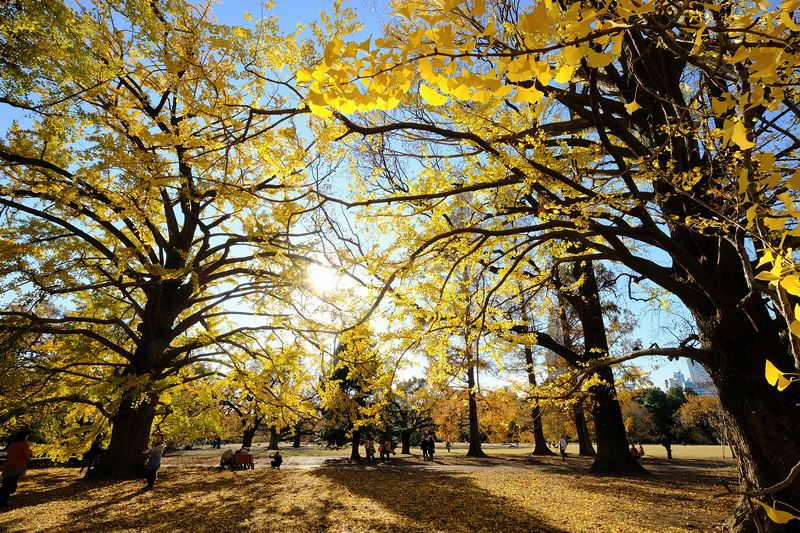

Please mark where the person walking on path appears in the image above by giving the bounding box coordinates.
[142,434,165,491]
[0,430,32,508]
[365,439,376,463]
[558,435,567,460]
[446,441,451,452]
[80,436,104,477]
[380,439,393,463]
[661,434,672,459]
[420,436,429,461]
[428,437,435,461]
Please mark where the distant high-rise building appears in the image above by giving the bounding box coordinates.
[685,360,716,397]
[663,370,686,390]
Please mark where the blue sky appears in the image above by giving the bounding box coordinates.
[212,0,386,33]
[209,0,694,391]
[1,0,692,391]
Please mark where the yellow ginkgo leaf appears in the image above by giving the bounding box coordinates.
[587,49,612,68]
[766,359,783,386]
[765,359,795,391]
[781,10,800,32]
[419,84,448,106]
[751,499,800,524]
[731,121,755,149]
[780,274,800,297]
[308,101,333,118]
[764,217,788,231]
[755,271,781,282]
[624,101,641,113]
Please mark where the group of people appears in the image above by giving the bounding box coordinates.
[364,438,395,463]
[364,436,439,462]
[629,443,646,459]
[420,435,436,461]
[219,446,252,468]
[219,446,274,469]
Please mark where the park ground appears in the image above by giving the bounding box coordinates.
[1,443,739,533]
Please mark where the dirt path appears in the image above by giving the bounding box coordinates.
[165,447,737,475]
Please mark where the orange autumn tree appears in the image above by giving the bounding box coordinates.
[302,0,800,530]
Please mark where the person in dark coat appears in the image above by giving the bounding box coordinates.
[661,434,672,459]
[80,436,104,476]
[270,451,282,468]
[142,434,165,491]
[420,436,430,460]
[428,437,435,461]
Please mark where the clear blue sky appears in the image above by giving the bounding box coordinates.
[212,0,386,33]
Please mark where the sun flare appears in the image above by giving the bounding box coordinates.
[308,264,338,294]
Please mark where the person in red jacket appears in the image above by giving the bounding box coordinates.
[0,429,32,507]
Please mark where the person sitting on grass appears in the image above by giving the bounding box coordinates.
[270,451,282,469]
[630,444,640,459]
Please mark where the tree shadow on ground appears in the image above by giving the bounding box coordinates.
[3,467,137,508]
[0,462,736,533]
[311,467,571,533]
[1,468,280,533]
[1,466,570,533]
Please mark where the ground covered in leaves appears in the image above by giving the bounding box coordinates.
[1,451,737,533]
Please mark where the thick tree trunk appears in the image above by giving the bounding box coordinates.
[241,418,261,449]
[565,262,644,475]
[401,431,412,455]
[572,398,596,457]
[267,426,280,450]
[617,27,800,529]
[93,396,157,479]
[292,420,305,448]
[350,428,362,461]
[587,365,644,474]
[530,402,557,456]
[695,314,800,533]
[522,344,557,456]
[465,366,488,458]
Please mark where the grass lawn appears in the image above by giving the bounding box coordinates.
[1,443,738,533]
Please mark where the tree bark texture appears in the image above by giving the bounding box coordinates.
[465,365,488,458]
[350,428,362,461]
[523,344,557,456]
[561,262,644,475]
[572,399,596,458]
[94,395,157,479]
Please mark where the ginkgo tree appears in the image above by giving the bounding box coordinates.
[319,324,392,460]
[304,0,800,529]
[0,0,361,478]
